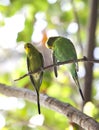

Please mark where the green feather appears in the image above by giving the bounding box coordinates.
[47,36,84,101]
[25,43,44,114]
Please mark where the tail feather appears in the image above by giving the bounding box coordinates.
[30,74,41,114]
[79,87,85,101]
[36,90,41,114]
[53,53,58,77]
[73,76,85,101]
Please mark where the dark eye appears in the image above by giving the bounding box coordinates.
[27,44,31,48]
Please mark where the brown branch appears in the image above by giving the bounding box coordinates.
[14,56,99,81]
[0,83,99,130]
[84,0,98,103]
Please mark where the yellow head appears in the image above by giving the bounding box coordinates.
[24,43,32,55]
[24,43,39,57]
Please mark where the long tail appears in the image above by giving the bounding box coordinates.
[73,76,85,101]
[36,90,41,114]
[30,76,41,114]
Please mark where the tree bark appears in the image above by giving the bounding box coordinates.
[84,0,98,103]
[0,83,99,130]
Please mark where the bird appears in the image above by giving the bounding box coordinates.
[24,43,44,114]
[46,36,84,101]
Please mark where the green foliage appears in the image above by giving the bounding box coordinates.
[17,18,33,42]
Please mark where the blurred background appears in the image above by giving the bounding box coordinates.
[0,0,99,130]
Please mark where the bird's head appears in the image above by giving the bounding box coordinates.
[24,43,33,55]
[46,37,58,49]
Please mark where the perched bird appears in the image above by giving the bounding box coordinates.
[46,36,84,101]
[24,43,44,114]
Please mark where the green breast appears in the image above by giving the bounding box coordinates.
[53,37,78,77]
[28,53,43,88]
[29,54,43,72]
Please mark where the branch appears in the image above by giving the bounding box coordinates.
[0,83,99,130]
[14,56,99,81]
[84,0,98,103]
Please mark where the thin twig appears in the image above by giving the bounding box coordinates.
[14,56,99,81]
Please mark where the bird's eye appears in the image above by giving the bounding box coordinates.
[27,44,30,48]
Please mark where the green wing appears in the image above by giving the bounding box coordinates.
[27,57,35,87]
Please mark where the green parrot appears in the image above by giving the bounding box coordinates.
[46,36,84,101]
[24,43,44,114]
